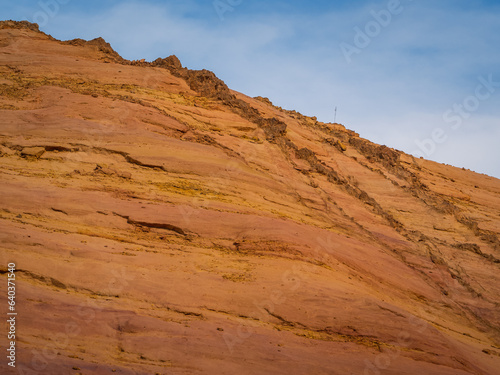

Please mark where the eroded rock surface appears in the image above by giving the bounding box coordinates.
[0,21,499,375]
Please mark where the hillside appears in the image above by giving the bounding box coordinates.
[1,20,500,375]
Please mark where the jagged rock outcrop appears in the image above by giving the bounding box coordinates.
[153,55,288,140]
[153,55,235,102]
[63,37,124,62]
[0,19,41,32]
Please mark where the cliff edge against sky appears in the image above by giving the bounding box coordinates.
[1,20,499,375]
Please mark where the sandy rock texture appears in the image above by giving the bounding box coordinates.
[0,21,499,375]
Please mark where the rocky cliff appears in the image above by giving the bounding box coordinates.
[1,20,499,375]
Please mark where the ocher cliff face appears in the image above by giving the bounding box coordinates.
[1,21,499,375]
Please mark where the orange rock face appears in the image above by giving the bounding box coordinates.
[0,21,499,375]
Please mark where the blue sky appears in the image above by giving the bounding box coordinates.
[2,0,500,178]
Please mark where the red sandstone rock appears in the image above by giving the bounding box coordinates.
[0,20,499,375]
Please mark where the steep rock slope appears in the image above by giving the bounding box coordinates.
[0,21,499,375]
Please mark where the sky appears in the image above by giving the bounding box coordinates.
[2,0,500,178]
